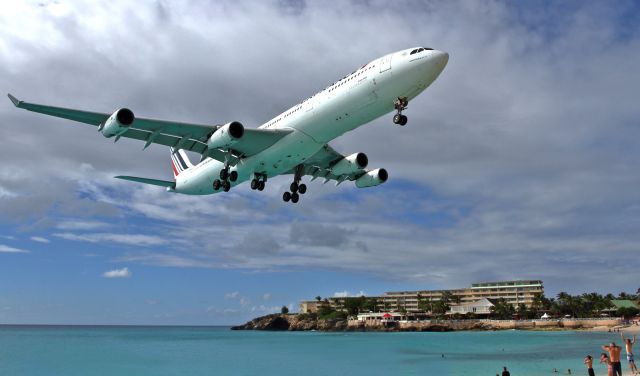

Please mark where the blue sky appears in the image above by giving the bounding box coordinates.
[1,0,640,325]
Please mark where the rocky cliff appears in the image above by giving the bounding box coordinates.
[230,314,349,331]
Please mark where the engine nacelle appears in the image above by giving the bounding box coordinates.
[207,121,245,150]
[331,152,368,176]
[355,168,388,188]
[100,108,135,138]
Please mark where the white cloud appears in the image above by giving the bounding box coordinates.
[102,267,131,278]
[334,290,366,298]
[56,220,109,231]
[0,244,29,253]
[1,1,639,296]
[30,236,50,243]
[54,232,166,246]
[263,293,271,301]
[224,291,240,299]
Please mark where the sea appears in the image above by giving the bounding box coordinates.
[0,326,620,375]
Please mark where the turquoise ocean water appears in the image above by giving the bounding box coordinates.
[0,326,620,375]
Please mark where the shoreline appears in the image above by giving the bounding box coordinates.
[231,314,628,332]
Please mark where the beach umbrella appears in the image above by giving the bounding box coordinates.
[383,313,392,319]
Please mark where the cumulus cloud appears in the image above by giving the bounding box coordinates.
[334,290,366,298]
[224,291,240,299]
[102,267,131,278]
[0,244,29,253]
[1,1,639,295]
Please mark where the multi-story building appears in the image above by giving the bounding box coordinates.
[381,280,544,312]
[299,280,544,314]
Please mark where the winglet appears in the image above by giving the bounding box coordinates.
[7,93,21,107]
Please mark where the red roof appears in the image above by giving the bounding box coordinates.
[383,313,392,318]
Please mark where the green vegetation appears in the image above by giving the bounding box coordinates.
[281,305,289,314]
[307,289,639,320]
[504,291,639,319]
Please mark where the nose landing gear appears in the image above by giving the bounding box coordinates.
[393,97,408,126]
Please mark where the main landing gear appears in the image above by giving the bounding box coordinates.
[250,174,266,191]
[283,165,307,204]
[393,97,408,126]
[213,154,237,193]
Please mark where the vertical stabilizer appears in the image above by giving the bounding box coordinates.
[170,148,194,177]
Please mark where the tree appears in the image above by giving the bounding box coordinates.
[432,299,450,317]
[418,296,432,313]
[315,296,322,302]
[518,303,536,320]
[281,305,289,314]
[363,298,378,313]
[318,304,335,318]
[491,298,515,320]
[617,307,640,319]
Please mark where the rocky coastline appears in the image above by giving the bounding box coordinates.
[230,314,623,332]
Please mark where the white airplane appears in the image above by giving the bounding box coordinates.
[9,47,448,203]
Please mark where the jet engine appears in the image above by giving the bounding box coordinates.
[355,168,388,188]
[207,121,245,150]
[331,152,368,176]
[100,108,135,138]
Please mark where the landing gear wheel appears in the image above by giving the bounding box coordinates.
[291,192,299,203]
[298,184,307,194]
[393,97,408,125]
[223,181,231,192]
[229,171,238,182]
[258,181,265,191]
[220,169,228,181]
[250,179,259,190]
[290,182,299,193]
[283,191,291,202]
[213,179,221,191]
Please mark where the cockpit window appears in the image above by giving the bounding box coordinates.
[410,47,434,55]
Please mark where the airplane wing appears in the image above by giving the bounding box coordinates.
[291,144,370,184]
[8,94,291,163]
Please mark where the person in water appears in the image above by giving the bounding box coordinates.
[501,366,510,376]
[621,333,638,375]
[584,355,595,376]
[601,353,614,376]
[602,341,622,376]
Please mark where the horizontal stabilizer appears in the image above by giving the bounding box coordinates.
[115,176,175,188]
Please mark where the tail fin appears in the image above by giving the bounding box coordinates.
[170,148,194,177]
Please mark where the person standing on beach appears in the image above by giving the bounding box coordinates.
[584,355,595,376]
[601,353,614,376]
[621,333,638,375]
[602,342,622,376]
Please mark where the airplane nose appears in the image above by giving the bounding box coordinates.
[434,50,449,67]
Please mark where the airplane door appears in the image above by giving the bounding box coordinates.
[379,54,392,72]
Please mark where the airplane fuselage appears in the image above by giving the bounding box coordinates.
[174,47,449,194]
